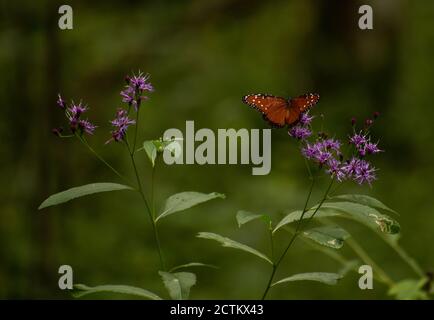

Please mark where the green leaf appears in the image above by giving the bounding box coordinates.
[156,192,225,222]
[38,183,133,209]
[302,226,350,249]
[141,138,180,166]
[169,262,218,273]
[159,271,196,300]
[331,194,398,215]
[143,140,158,167]
[236,210,269,228]
[388,279,428,300]
[273,203,400,235]
[72,284,162,300]
[273,209,339,233]
[272,272,342,287]
[197,232,272,264]
[319,202,400,234]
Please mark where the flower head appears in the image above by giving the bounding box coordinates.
[288,126,311,140]
[120,72,153,111]
[299,112,314,126]
[78,119,97,135]
[107,108,136,143]
[364,141,382,155]
[325,158,347,182]
[349,132,367,148]
[68,102,87,119]
[321,138,341,152]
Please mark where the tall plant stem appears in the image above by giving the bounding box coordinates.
[126,116,166,270]
[261,178,334,300]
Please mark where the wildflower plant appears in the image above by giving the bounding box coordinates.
[198,107,432,300]
[39,72,225,300]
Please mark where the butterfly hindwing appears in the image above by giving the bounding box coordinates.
[242,94,288,127]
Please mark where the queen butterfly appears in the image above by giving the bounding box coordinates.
[242,93,320,127]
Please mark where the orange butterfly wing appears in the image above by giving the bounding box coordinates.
[243,93,320,127]
[287,93,320,125]
[242,94,288,127]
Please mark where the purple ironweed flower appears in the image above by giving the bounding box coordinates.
[321,138,341,152]
[349,132,367,148]
[120,72,153,111]
[78,119,97,135]
[288,126,311,140]
[341,157,360,176]
[373,111,380,119]
[57,101,97,136]
[325,158,346,182]
[353,159,377,186]
[57,94,66,109]
[364,141,382,154]
[68,102,87,119]
[130,74,154,92]
[299,112,314,126]
[301,141,334,165]
[107,108,136,143]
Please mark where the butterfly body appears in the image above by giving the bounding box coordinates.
[242,93,320,127]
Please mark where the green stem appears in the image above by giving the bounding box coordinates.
[261,177,318,300]
[77,135,131,185]
[126,131,165,271]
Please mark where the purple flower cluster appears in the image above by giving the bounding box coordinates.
[68,102,97,135]
[120,72,154,111]
[54,72,153,144]
[107,108,136,143]
[54,94,97,136]
[288,112,313,140]
[302,138,347,181]
[294,112,383,186]
[349,131,382,157]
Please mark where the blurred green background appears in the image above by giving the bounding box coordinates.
[1,0,434,299]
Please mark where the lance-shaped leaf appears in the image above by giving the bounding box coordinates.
[156,192,225,222]
[330,194,398,215]
[38,183,133,209]
[236,210,270,228]
[273,208,339,233]
[143,140,158,167]
[302,226,350,249]
[319,202,400,234]
[159,271,196,300]
[271,272,342,287]
[273,203,400,235]
[72,284,162,300]
[169,262,218,273]
[197,232,272,264]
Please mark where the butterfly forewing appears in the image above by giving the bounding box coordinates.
[242,94,288,127]
[289,93,320,114]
